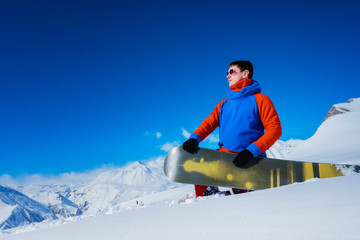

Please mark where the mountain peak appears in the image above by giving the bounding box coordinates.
[324,98,360,121]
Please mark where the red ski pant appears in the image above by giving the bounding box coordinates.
[194,185,250,198]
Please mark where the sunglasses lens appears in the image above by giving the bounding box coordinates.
[227,69,234,76]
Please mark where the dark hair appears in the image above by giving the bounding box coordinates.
[229,60,253,78]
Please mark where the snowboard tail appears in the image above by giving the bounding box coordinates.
[164,146,359,190]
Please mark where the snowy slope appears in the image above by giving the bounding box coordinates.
[0,201,16,227]
[0,186,58,230]
[1,175,360,240]
[288,98,360,164]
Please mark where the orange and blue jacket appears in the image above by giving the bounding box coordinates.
[189,78,282,157]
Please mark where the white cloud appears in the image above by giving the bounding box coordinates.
[0,167,116,187]
[145,131,162,139]
[181,128,191,139]
[155,132,162,139]
[160,141,180,152]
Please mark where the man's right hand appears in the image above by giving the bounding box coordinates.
[182,138,199,153]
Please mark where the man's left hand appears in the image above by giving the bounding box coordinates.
[233,149,254,168]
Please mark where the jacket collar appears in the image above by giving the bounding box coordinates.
[229,78,253,92]
[228,78,261,100]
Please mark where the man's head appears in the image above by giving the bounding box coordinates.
[227,60,253,87]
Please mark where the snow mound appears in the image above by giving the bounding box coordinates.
[288,98,360,164]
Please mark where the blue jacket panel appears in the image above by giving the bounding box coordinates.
[219,80,265,156]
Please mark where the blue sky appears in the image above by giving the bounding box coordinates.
[1,0,360,176]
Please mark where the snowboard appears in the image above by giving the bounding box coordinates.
[164,146,360,190]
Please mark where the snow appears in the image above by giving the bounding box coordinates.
[1,97,360,239]
[2,175,360,240]
[288,98,360,164]
[0,201,16,226]
[266,138,303,159]
[0,186,58,230]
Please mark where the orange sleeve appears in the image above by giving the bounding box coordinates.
[193,99,227,141]
[254,93,282,152]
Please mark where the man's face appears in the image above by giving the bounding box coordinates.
[227,65,247,87]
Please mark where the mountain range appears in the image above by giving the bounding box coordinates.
[1,97,359,233]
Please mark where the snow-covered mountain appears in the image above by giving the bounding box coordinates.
[288,98,360,164]
[266,138,303,159]
[0,97,359,238]
[68,158,180,215]
[0,157,180,230]
[17,184,83,218]
[0,185,57,230]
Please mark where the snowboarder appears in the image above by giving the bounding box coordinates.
[182,60,282,197]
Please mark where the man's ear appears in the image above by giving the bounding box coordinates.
[243,70,250,78]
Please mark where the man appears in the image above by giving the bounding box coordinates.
[182,60,282,197]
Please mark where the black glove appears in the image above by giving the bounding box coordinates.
[233,149,254,168]
[182,138,199,153]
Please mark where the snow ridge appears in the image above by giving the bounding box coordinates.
[324,98,357,121]
[288,97,360,164]
[0,185,57,230]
